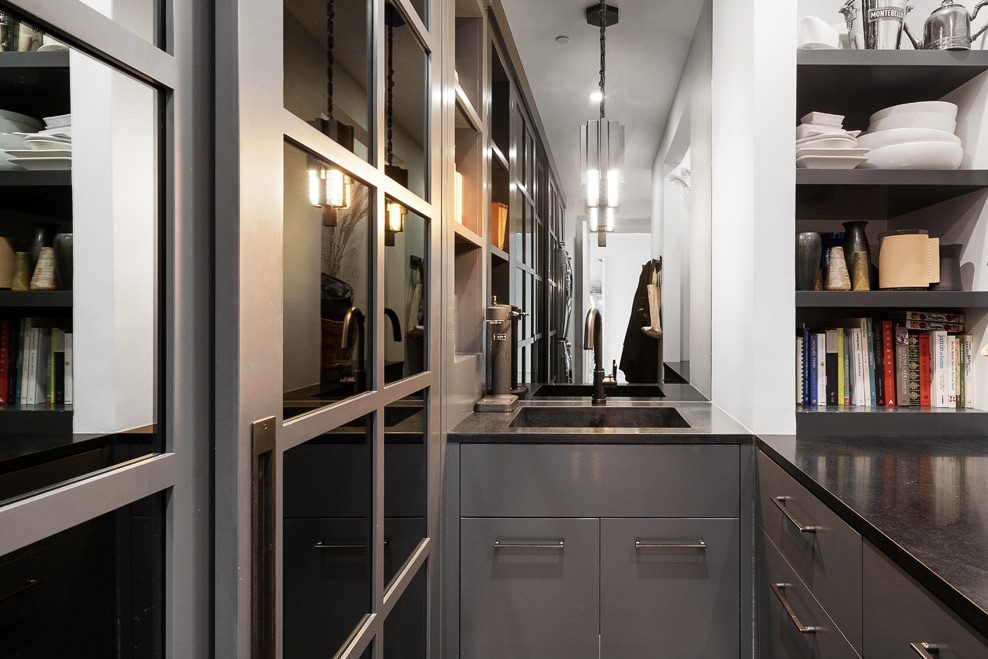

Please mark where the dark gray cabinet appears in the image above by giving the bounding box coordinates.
[456,443,742,658]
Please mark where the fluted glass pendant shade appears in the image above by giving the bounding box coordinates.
[581,119,624,211]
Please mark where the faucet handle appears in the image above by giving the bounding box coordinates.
[603,359,618,386]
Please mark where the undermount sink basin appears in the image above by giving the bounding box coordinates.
[531,384,664,398]
[508,406,689,429]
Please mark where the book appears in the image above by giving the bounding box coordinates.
[963,333,974,409]
[19,318,32,405]
[491,202,508,250]
[882,320,895,407]
[0,319,9,404]
[52,329,65,405]
[865,319,877,406]
[895,326,909,408]
[809,331,819,407]
[26,326,40,405]
[901,319,964,332]
[919,332,932,406]
[816,332,826,408]
[893,311,965,324]
[64,333,73,406]
[796,334,804,406]
[947,335,957,408]
[907,332,920,406]
[825,329,839,406]
[842,329,851,406]
[802,326,810,406]
[932,330,948,408]
[850,327,865,407]
[871,319,884,406]
[956,335,965,410]
[837,327,846,407]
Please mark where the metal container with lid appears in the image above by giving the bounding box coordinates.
[904,0,988,50]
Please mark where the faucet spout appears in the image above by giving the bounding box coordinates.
[342,306,367,393]
[384,307,402,342]
[584,308,606,405]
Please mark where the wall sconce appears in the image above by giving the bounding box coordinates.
[385,199,406,246]
[308,162,352,226]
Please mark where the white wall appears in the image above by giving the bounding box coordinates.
[709,0,796,433]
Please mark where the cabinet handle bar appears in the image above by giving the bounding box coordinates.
[493,540,564,550]
[771,582,820,633]
[772,496,818,533]
[635,540,706,550]
[911,642,940,657]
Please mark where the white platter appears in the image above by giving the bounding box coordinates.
[15,132,71,143]
[860,141,962,170]
[8,156,71,170]
[42,113,71,128]
[796,154,867,169]
[23,138,72,150]
[796,136,859,149]
[857,127,961,149]
[796,147,869,158]
[4,149,71,158]
[869,101,957,124]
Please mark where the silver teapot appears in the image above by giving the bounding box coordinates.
[904,0,988,50]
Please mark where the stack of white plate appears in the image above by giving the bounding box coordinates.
[858,102,962,169]
[795,112,868,169]
[7,113,71,170]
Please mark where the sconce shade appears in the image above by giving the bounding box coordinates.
[581,118,624,211]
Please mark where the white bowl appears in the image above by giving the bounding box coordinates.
[857,127,961,150]
[0,109,42,133]
[861,141,963,169]
[869,112,956,133]
[796,154,867,169]
[0,132,26,149]
[796,135,858,149]
[869,101,958,125]
[798,16,840,50]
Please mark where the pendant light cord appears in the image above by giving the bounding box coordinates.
[387,20,395,166]
[598,0,606,120]
[326,0,335,119]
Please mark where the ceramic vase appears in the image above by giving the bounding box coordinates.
[796,232,822,291]
[932,244,963,291]
[851,251,871,291]
[52,232,72,289]
[0,235,14,289]
[29,246,57,290]
[11,252,30,290]
[842,221,869,269]
[825,246,852,291]
[27,222,57,271]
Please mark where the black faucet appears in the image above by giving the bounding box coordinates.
[383,307,402,342]
[584,308,606,405]
[342,306,366,393]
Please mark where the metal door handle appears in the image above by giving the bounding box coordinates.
[911,642,940,657]
[0,578,41,603]
[771,583,819,633]
[493,540,564,550]
[772,496,818,533]
[635,540,706,550]
[314,540,389,550]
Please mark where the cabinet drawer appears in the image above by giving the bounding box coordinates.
[600,517,739,659]
[759,530,861,659]
[460,517,599,659]
[757,450,862,651]
[863,541,988,658]
[461,444,740,517]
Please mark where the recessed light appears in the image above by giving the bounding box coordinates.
[589,91,603,103]
[555,35,570,44]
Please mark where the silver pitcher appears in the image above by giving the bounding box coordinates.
[841,0,912,49]
[903,0,988,50]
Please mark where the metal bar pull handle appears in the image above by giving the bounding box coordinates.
[635,540,706,550]
[314,540,389,550]
[0,578,41,603]
[911,642,940,657]
[772,496,818,533]
[771,583,820,634]
[493,540,565,550]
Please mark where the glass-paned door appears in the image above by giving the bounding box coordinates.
[216,0,441,656]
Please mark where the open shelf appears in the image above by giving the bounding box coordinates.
[453,221,483,249]
[797,405,988,436]
[797,50,988,129]
[489,245,508,262]
[455,84,482,132]
[796,169,988,220]
[0,51,70,120]
[490,143,508,170]
[795,291,988,309]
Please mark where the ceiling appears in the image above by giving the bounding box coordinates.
[498,0,705,229]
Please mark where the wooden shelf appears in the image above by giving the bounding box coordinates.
[796,169,988,219]
[453,222,483,249]
[797,405,988,436]
[490,143,508,170]
[490,245,509,262]
[454,84,483,132]
[797,50,988,129]
[795,291,988,309]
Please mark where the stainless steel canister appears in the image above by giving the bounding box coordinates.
[841,0,911,49]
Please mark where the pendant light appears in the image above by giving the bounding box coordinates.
[384,3,408,247]
[580,0,623,247]
[308,0,354,227]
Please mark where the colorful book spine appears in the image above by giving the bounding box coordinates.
[837,328,846,407]
[895,326,909,408]
[64,333,73,406]
[963,333,974,409]
[882,320,895,407]
[872,319,884,406]
[851,327,865,407]
[797,334,804,406]
[809,331,819,407]
[907,332,920,406]
[947,335,957,408]
[826,329,839,406]
[842,329,851,406]
[816,332,826,408]
[866,319,877,406]
[919,332,932,406]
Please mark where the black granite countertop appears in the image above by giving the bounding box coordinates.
[450,399,753,443]
[758,434,988,638]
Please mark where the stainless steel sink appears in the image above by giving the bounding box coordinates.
[508,406,689,429]
[531,384,664,398]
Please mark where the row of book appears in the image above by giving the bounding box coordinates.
[797,311,974,409]
[0,317,73,406]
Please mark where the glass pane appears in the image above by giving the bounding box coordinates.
[0,49,160,505]
[58,1,162,50]
[285,0,371,162]
[384,392,426,586]
[383,565,427,659]
[384,202,427,384]
[283,142,371,418]
[0,491,163,657]
[384,0,428,200]
[407,0,427,28]
[283,414,372,658]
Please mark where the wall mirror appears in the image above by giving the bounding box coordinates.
[283,141,371,419]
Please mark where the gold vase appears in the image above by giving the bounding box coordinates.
[851,251,871,291]
[824,246,851,291]
[11,252,31,291]
[29,246,58,290]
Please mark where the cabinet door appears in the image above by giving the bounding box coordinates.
[460,517,599,659]
[600,517,740,659]
[863,542,988,658]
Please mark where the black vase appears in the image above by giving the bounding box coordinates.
[932,244,963,291]
[52,232,72,289]
[796,232,822,291]
[28,223,58,271]
[842,221,869,268]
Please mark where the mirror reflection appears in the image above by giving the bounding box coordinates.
[0,42,160,505]
[383,565,428,659]
[285,0,371,161]
[283,413,373,659]
[384,202,427,384]
[384,392,427,586]
[384,0,428,199]
[284,142,370,418]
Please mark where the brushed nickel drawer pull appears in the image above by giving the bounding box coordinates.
[772,496,818,533]
[911,642,940,657]
[635,540,706,550]
[771,582,820,633]
[0,578,41,603]
[493,540,565,550]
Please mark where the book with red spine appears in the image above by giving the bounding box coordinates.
[882,320,895,407]
[918,332,932,406]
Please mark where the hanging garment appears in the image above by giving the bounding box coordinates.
[643,263,662,338]
[619,259,661,383]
